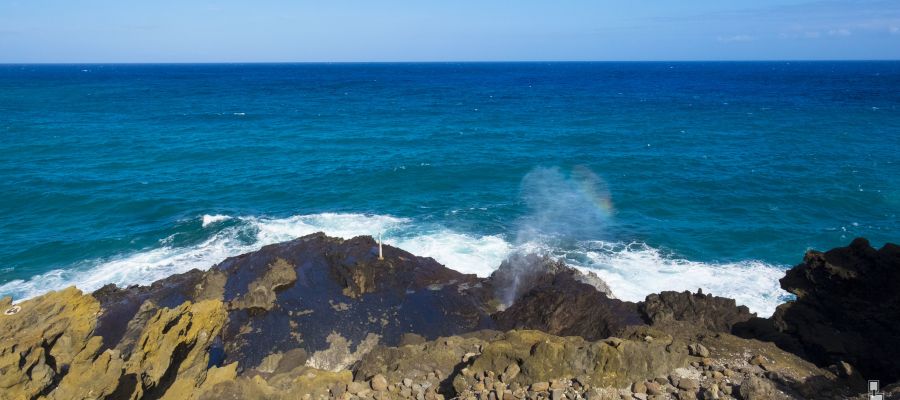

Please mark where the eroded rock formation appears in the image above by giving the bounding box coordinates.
[490,254,642,340]
[0,234,897,399]
[772,238,900,383]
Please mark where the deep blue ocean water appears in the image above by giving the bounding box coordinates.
[1,62,898,315]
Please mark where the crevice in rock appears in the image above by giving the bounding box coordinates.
[107,373,138,400]
[143,341,192,400]
[161,313,185,335]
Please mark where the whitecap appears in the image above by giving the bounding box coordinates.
[201,214,232,227]
[565,241,789,317]
[0,213,504,302]
[390,232,512,277]
[0,213,790,317]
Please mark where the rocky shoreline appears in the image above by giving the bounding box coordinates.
[1,233,898,399]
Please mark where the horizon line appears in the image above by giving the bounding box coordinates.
[2,59,900,65]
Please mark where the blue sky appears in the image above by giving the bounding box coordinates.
[1,0,898,62]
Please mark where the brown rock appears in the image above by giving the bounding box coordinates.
[677,378,699,391]
[738,376,782,400]
[687,343,710,358]
[275,348,308,374]
[645,381,663,395]
[749,355,766,366]
[124,300,228,399]
[633,381,647,394]
[347,381,369,394]
[453,330,690,392]
[501,363,521,383]
[399,332,427,346]
[370,374,388,391]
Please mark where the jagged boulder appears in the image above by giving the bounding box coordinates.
[0,287,102,399]
[92,268,209,352]
[639,290,755,333]
[491,254,642,340]
[771,238,900,382]
[0,289,229,400]
[122,300,228,399]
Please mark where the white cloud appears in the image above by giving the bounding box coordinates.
[828,28,852,36]
[717,34,755,43]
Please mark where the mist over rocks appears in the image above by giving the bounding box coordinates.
[0,233,897,399]
[489,253,641,340]
[514,166,614,244]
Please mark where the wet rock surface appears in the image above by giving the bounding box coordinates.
[0,235,897,399]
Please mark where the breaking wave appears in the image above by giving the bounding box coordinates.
[0,213,789,316]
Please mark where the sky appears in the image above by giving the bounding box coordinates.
[0,0,898,62]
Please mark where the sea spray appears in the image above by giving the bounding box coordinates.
[494,166,790,315]
[497,166,617,304]
[515,165,614,244]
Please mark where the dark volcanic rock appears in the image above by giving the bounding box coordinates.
[217,233,495,368]
[6,234,893,400]
[92,233,496,369]
[491,254,643,340]
[640,290,755,332]
[90,235,636,371]
[768,238,900,382]
[227,257,297,311]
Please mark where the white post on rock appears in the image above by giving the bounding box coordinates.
[378,233,384,260]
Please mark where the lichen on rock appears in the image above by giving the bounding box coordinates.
[229,258,297,311]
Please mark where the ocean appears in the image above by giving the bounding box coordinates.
[1,62,898,316]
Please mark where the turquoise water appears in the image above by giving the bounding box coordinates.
[1,62,898,315]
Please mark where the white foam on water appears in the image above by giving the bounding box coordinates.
[390,232,512,277]
[564,241,789,317]
[0,213,506,302]
[247,213,409,244]
[0,213,789,316]
[0,226,249,303]
[201,214,232,227]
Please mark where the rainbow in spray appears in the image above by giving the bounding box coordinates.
[571,165,615,219]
